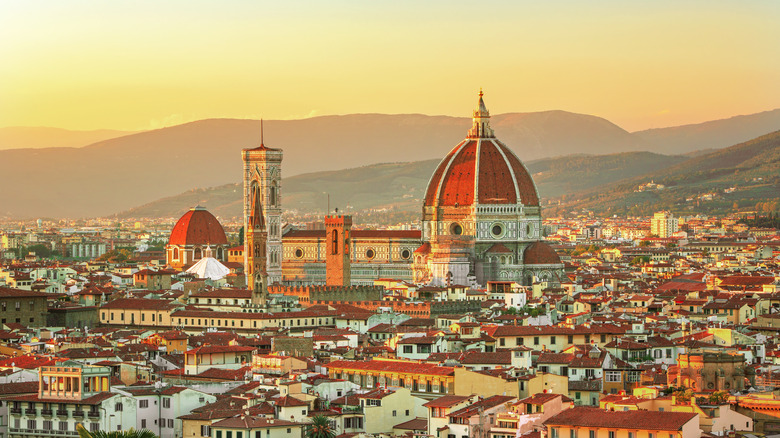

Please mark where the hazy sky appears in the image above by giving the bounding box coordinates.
[1,1,778,132]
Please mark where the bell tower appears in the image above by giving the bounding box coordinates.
[242,121,283,296]
[246,184,267,305]
[325,214,352,287]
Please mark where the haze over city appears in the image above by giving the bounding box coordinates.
[1,1,779,132]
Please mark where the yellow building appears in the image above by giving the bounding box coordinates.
[326,358,455,398]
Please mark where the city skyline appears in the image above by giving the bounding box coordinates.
[1,1,779,132]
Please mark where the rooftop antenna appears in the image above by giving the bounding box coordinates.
[260,119,264,146]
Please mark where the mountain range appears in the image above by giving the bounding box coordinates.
[1,108,778,219]
[117,132,779,222]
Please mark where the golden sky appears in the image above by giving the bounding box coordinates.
[1,1,778,132]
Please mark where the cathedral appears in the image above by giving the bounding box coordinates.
[166,93,563,292]
[241,92,564,289]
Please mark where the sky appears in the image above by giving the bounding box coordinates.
[1,1,778,132]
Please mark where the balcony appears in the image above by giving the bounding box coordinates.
[10,407,22,414]
[88,411,100,418]
[56,409,69,417]
[72,410,84,418]
[41,409,53,416]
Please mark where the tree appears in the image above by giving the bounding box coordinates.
[305,415,336,438]
[238,226,245,246]
[708,391,729,405]
[23,244,52,258]
[76,424,158,438]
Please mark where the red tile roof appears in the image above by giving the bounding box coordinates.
[327,359,455,377]
[543,407,697,430]
[168,207,228,246]
[524,241,562,265]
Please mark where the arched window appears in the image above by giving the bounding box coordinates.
[173,248,179,260]
[270,181,278,207]
[194,248,202,260]
[331,229,339,255]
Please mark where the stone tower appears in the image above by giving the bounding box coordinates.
[242,123,283,287]
[325,215,352,287]
[246,184,267,305]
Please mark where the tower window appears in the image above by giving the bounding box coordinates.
[366,248,375,259]
[295,248,303,258]
[401,249,411,260]
[331,230,339,255]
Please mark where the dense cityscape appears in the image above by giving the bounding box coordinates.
[0,92,778,438]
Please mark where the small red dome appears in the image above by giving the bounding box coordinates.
[523,241,562,265]
[168,207,228,246]
[424,138,539,207]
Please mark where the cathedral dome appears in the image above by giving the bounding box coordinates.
[423,92,539,208]
[523,241,562,265]
[168,206,228,246]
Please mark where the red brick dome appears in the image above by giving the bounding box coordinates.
[523,241,562,265]
[168,206,228,246]
[424,92,539,208]
[424,138,539,207]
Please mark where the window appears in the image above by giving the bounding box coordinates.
[570,430,577,438]
[605,371,621,382]
[168,419,174,428]
[44,420,53,430]
[552,428,559,438]
[392,410,397,416]
[91,423,99,432]
[516,337,524,346]
[115,402,123,411]
[139,400,149,408]
[568,335,574,343]
[162,398,171,408]
[141,419,147,428]
[403,345,413,354]
[629,433,634,438]
[551,336,556,345]
[59,421,68,431]
[499,338,505,347]
[15,301,20,310]
[534,336,540,345]
[649,434,654,438]
[405,409,410,416]
[609,432,615,438]
[589,431,595,438]
[201,425,211,436]
[27,419,37,430]
[29,300,35,311]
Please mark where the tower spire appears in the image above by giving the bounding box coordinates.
[468,89,494,138]
[260,119,264,147]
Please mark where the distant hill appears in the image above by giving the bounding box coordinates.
[634,108,780,155]
[3,108,779,219]
[0,126,137,150]
[548,130,780,217]
[117,152,684,220]
[0,111,647,218]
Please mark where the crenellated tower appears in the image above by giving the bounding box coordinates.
[242,122,283,299]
